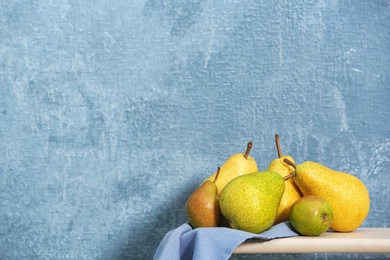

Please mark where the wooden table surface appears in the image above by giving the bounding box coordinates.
[234,228,390,254]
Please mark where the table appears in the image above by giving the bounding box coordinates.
[234,228,390,254]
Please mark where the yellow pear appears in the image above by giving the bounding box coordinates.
[267,134,302,224]
[205,141,258,196]
[284,159,370,232]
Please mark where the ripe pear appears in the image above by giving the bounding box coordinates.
[289,195,334,236]
[205,141,258,196]
[284,159,370,232]
[186,168,222,228]
[267,134,302,224]
[219,170,285,234]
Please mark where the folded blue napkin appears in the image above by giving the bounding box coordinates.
[154,221,299,260]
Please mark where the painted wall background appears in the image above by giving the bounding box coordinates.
[1,0,389,259]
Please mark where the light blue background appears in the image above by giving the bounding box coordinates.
[1,1,389,259]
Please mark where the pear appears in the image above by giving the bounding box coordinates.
[289,195,334,236]
[219,170,285,234]
[267,134,302,224]
[186,168,222,228]
[205,141,258,196]
[284,159,370,232]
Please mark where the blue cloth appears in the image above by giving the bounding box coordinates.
[154,221,299,260]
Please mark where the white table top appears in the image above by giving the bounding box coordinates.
[234,228,390,254]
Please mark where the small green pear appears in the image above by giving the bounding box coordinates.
[186,168,222,228]
[204,141,258,196]
[219,171,285,234]
[289,195,334,236]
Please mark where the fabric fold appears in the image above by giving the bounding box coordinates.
[154,221,299,260]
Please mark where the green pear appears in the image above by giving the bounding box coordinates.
[204,141,258,196]
[186,168,222,228]
[289,195,334,236]
[219,171,285,234]
[284,159,370,232]
[267,134,302,224]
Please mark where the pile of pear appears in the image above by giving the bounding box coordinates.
[185,135,370,235]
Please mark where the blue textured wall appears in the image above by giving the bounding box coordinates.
[1,1,389,259]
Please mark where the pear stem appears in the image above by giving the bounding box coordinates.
[283,171,296,180]
[283,158,296,180]
[283,158,296,169]
[213,167,221,184]
[275,134,283,158]
[243,141,253,159]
